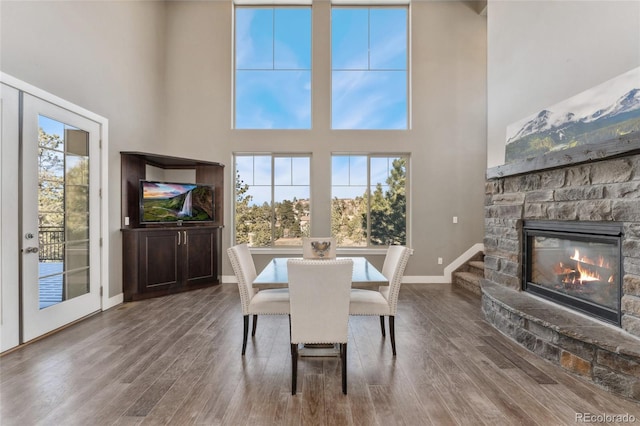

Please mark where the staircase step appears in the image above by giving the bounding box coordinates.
[468,261,485,277]
[453,271,482,296]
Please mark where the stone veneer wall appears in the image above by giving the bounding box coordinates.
[484,154,640,337]
[483,153,640,400]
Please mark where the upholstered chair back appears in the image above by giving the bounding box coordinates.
[287,258,353,344]
[227,243,257,315]
[380,245,412,315]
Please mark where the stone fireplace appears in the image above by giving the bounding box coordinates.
[482,138,640,401]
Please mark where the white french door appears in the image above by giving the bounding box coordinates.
[21,94,102,342]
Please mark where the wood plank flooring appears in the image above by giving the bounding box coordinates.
[1,283,639,425]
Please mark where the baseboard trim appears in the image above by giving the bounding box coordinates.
[104,293,124,310]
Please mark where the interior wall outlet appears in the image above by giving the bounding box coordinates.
[437,257,443,265]
[453,216,458,224]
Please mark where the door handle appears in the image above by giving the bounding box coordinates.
[24,247,39,254]
[178,231,181,245]
[183,231,187,245]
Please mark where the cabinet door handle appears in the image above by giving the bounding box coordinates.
[178,231,181,245]
[184,231,187,244]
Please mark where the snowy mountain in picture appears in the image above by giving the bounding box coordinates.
[505,67,640,163]
[582,88,640,123]
[506,110,577,144]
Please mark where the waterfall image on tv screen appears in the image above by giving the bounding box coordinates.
[140,181,214,223]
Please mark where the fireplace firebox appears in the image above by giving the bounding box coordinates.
[522,221,623,325]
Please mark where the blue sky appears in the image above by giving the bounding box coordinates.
[235,6,407,130]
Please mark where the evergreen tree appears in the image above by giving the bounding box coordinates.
[234,171,253,245]
[251,202,273,246]
[363,158,406,246]
[277,199,296,238]
[234,171,273,246]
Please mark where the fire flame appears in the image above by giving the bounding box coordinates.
[569,249,609,268]
[575,261,600,282]
[558,248,613,285]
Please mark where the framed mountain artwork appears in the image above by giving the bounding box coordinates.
[505,67,640,164]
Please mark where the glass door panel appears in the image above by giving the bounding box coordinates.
[37,117,91,308]
[22,94,101,342]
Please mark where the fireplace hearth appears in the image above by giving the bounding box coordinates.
[523,221,622,325]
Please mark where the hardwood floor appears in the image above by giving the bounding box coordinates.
[1,283,639,425]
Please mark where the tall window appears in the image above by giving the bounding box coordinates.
[331,154,408,247]
[235,7,312,129]
[331,7,408,129]
[234,154,311,247]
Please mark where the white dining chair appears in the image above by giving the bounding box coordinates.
[349,245,412,356]
[302,236,336,259]
[227,243,290,355]
[287,258,353,395]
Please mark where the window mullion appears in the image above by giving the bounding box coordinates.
[367,8,371,71]
[271,155,276,247]
[366,155,372,247]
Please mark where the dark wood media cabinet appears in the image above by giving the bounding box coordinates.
[120,152,224,301]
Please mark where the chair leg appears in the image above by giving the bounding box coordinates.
[289,316,292,354]
[242,315,249,355]
[341,343,348,394]
[291,343,298,395]
[389,316,396,356]
[252,315,258,337]
[379,316,386,337]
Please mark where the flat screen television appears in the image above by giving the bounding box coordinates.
[140,180,214,224]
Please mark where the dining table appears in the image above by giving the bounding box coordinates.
[252,256,388,289]
[252,256,388,356]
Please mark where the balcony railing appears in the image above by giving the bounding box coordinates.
[39,227,64,262]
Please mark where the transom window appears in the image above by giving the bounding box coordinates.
[234,154,311,247]
[331,7,408,130]
[331,154,409,247]
[234,7,312,129]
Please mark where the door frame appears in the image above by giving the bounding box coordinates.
[1,72,112,350]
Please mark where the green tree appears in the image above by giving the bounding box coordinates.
[234,171,253,245]
[277,199,296,238]
[234,172,273,247]
[331,198,346,243]
[364,158,406,246]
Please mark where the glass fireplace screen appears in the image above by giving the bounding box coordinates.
[523,221,622,325]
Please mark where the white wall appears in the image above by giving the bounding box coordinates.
[1,1,167,297]
[487,0,640,168]
[161,0,488,278]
